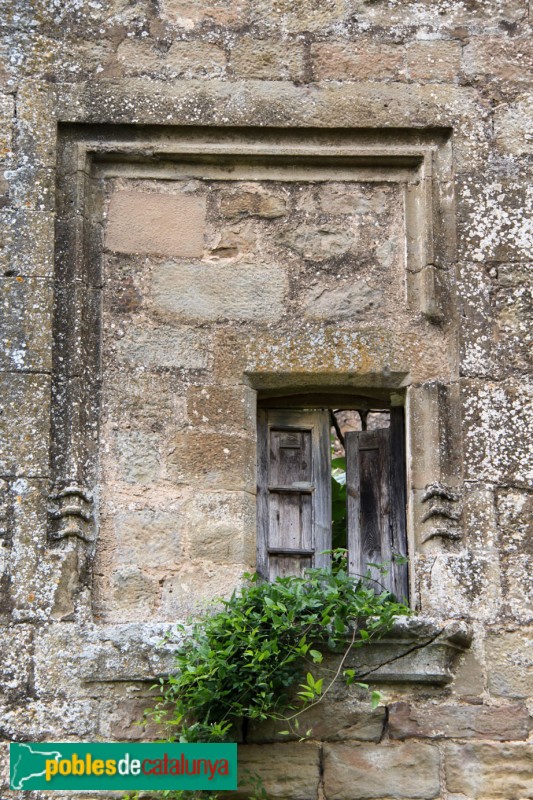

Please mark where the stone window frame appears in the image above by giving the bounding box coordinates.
[49,124,461,618]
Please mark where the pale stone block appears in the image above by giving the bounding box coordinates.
[247,703,386,743]
[104,566,160,623]
[445,742,533,798]
[184,491,256,564]
[159,0,247,27]
[152,261,287,322]
[220,187,287,219]
[303,277,382,320]
[0,625,33,698]
[231,743,321,800]
[229,38,305,81]
[160,563,247,619]
[486,628,533,698]
[496,489,533,555]
[165,40,226,77]
[114,430,161,484]
[0,277,53,371]
[114,510,183,569]
[312,41,404,81]
[406,41,462,82]
[187,385,256,434]
[0,374,50,476]
[495,94,533,156]
[165,432,255,492]
[388,701,531,741]
[323,741,441,799]
[463,35,533,86]
[116,326,210,369]
[106,191,206,256]
[461,380,533,486]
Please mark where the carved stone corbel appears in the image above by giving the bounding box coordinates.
[48,485,95,543]
[420,482,462,542]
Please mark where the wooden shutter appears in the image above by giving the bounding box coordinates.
[257,408,331,581]
[345,407,408,601]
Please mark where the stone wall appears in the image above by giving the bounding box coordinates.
[1,1,532,798]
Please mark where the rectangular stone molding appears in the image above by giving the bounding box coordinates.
[48,124,458,628]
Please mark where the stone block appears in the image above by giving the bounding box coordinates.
[114,430,161,484]
[247,703,386,743]
[450,647,485,700]
[106,191,206,256]
[457,176,533,263]
[0,94,13,160]
[229,38,305,81]
[494,282,533,374]
[159,0,247,27]
[445,742,533,798]
[165,432,255,492]
[463,482,498,552]
[101,566,161,623]
[406,41,461,82]
[184,491,256,564]
[486,628,533,698]
[166,41,226,77]
[0,277,53,371]
[458,261,495,377]
[0,209,55,277]
[495,94,533,155]
[311,41,404,81]
[160,563,248,619]
[0,374,50,476]
[103,369,187,433]
[461,380,533,486]
[389,701,531,741]
[219,187,287,219]
[323,742,441,800]
[303,277,382,320]
[496,489,533,555]
[279,223,355,262]
[98,692,162,740]
[113,510,183,569]
[501,554,533,624]
[231,743,321,800]
[116,326,210,370]
[187,385,256,434]
[0,625,33,698]
[151,261,287,323]
[463,35,533,87]
[79,622,177,682]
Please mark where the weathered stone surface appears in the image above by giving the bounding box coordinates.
[187,385,256,434]
[458,176,533,263]
[113,510,183,569]
[232,743,321,800]
[0,209,55,277]
[323,742,441,800]
[152,261,287,322]
[117,39,226,78]
[462,380,533,486]
[407,41,462,82]
[463,35,533,87]
[495,94,533,155]
[0,375,50,476]
[106,191,206,256]
[312,40,404,81]
[220,187,287,219]
[280,224,355,261]
[160,563,249,619]
[496,489,533,555]
[486,628,533,698]
[0,625,33,698]
[165,432,255,492]
[389,701,531,741]
[247,703,386,743]
[184,491,255,564]
[445,742,533,798]
[0,277,53,371]
[303,277,382,320]
[101,566,161,623]
[229,38,305,81]
[116,326,210,369]
[113,430,161,484]
[159,0,247,27]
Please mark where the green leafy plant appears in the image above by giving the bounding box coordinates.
[148,556,410,744]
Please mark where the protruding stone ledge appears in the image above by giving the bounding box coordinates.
[335,616,472,686]
[79,616,471,687]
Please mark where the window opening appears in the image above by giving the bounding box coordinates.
[257,402,408,601]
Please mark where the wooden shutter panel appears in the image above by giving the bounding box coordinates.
[257,408,331,581]
[345,408,408,601]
